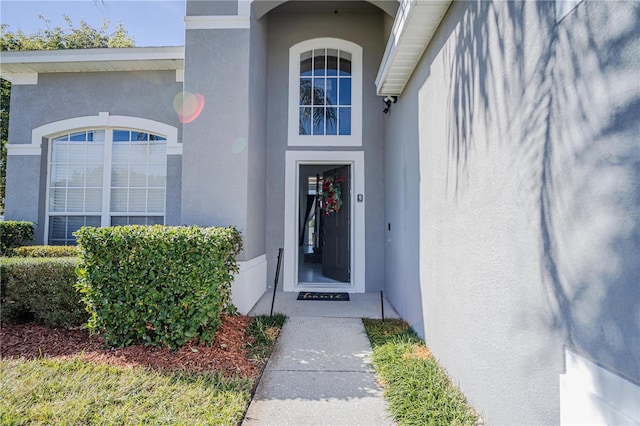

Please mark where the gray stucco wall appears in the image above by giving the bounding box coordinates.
[264,4,387,292]
[384,0,640,423]
[5,71,184,243]
[181,28,267,260]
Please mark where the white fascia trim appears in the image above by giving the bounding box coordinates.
[185,15,250,30]
[560,347,640,424]
[5,73,38,85]
[288,38,363,147]
[283,150,366,294]
[0,47,184,64]
[31,112,181,154]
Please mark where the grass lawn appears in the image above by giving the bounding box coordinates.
[363,318,479,426]
[0,314,286,425]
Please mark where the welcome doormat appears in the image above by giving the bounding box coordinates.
[297,292,350,301]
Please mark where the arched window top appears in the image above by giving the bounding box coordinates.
[289,38,362,146]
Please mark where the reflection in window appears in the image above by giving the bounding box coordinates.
[299,49,351,136]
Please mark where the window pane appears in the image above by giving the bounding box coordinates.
[339,51,352,76]
[67,217,85,239]
[148,216,164,225]
[67,164,85,187]
[111,143,129,162]
[129,189,146,212]
[147,189,165,212]
[70,132,86,142]
[130,144,148,160]
[113,130,131,142]
[339,107,351,135]
[52,141,68,162]
[52,135,68,143]
[50,163,67,187]
[299,107,311,135]
[326,78,337,105]
[326,107,337,135]
[147,163,166,187]
[111,165,128,187]
[50,188,66,212]
[68,144,86,162]
[146,143,166,162]
[313,78,325,105]
[313,107,325,135]
[111,188,128,212]
[129,163,147,187]
[132,132,148,142]
[86,143,103,162]
[49,217,66,241]
[128,216,147,225]
[300,78,312,106]
[327,49,338,76]
[87,130,105,142]
[84,189,102,212]
[85,164,103,186]
[85,216,100,227]
[339,78,351,105]
[66,189,84,212]
[111,216,128,226]
[313,49,325,76]
[300,50,313,76]
[149,134,166,141]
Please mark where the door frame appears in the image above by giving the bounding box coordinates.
[283,150,365,293]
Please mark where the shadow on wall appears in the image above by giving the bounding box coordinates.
[445,0,639,382]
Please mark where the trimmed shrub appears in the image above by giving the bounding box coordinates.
[14,245,79,258]
[0,257,86,327]
[0,221,35,256]
[75,225,243,349]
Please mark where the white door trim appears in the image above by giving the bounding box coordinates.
[283,150,365,293]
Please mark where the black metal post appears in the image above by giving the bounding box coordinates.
[380,290,385,322]
[270,248,284,318]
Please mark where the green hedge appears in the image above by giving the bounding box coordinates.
[0,257,86,327]
[75,225,243,349]
[0,221,35,256]
[14,245,79,258]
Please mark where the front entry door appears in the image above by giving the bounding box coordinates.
[322,165,350,282]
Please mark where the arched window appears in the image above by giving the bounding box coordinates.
[47,128,167,245]
[289,38,362,146]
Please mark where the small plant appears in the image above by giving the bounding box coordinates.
[0,256,85,327]
[14,245,79,257]
[75,225,243,349]
[0,221,35,256]
[363,318,479,425]
[246,314,287,364]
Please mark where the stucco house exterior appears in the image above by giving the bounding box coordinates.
[1,0,638,423]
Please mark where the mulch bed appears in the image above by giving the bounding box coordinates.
[0,315,260,378]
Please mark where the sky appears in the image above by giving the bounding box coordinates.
[0,0,186,47]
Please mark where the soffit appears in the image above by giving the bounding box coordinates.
[0,47,184,81]
[375,0,451,96]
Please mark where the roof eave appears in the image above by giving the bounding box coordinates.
[0,46,185,81]
[375,0,452,96]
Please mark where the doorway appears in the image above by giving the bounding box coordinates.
[298,164,351,284]
[283,150,365,293]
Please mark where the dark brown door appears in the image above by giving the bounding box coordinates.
[322,165,350,282]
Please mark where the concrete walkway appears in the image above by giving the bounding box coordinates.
[242,292,398,425]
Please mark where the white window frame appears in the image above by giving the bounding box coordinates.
[288,38,363,147]
[40,114,177,244]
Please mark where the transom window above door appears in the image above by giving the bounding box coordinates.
[289,38,362,146]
